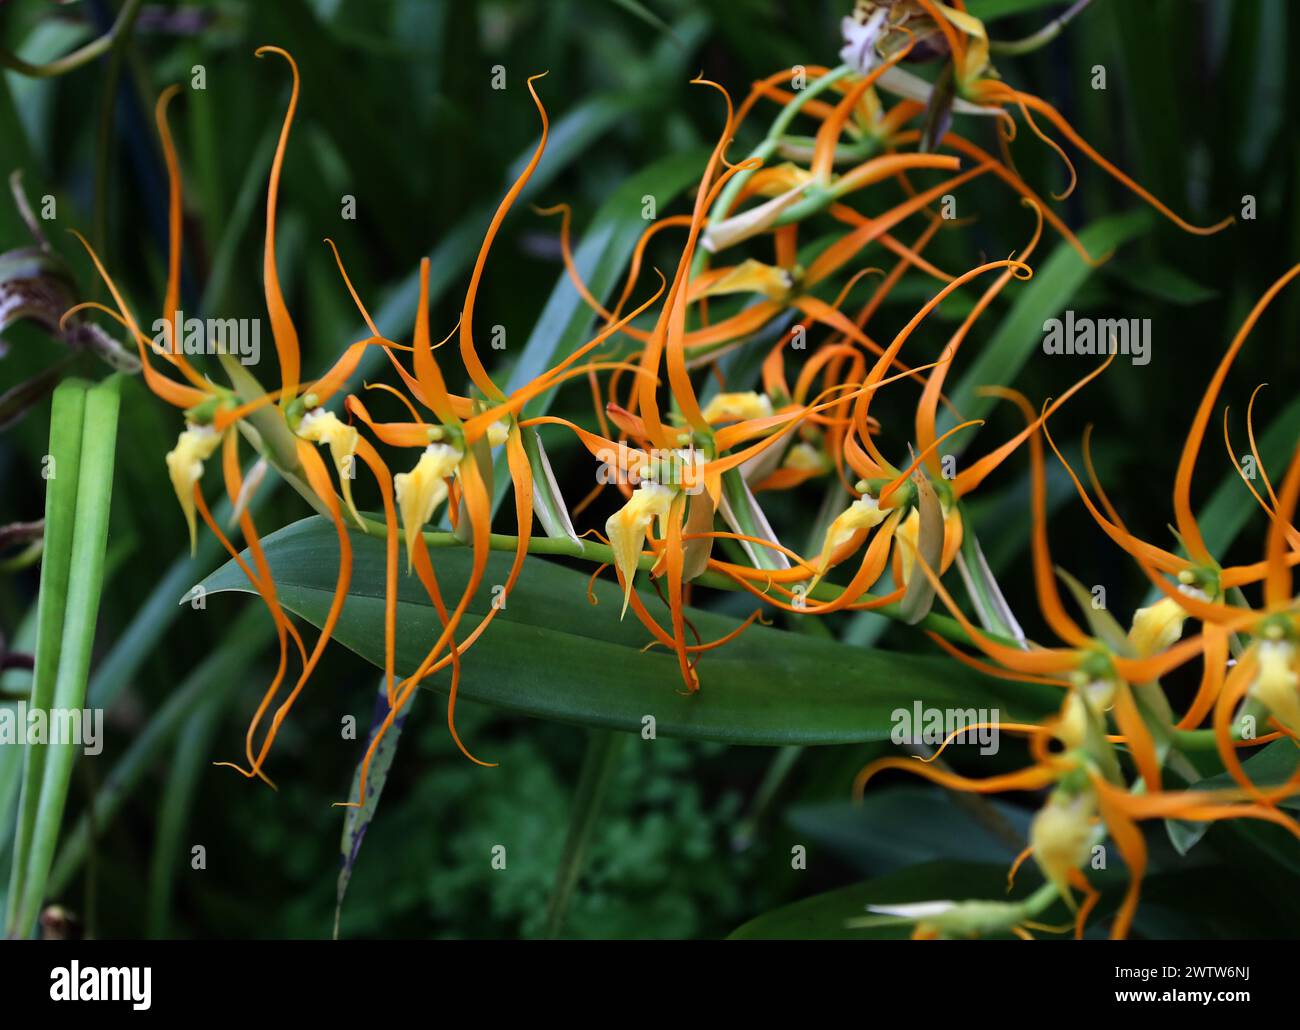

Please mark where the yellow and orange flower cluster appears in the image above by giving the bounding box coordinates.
[68,3,1299,939]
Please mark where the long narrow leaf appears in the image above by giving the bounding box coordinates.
[9,375,120,936]
[4,378,86,937]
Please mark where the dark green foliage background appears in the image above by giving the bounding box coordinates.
[0,0,1297,938]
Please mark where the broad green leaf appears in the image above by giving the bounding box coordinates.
[1166,735,1300,857]
[786,787,1032,875]
[729,859,1253,940]
[201,516,1059,746]
[727,861,1023,940]
[1190,739,1300,804]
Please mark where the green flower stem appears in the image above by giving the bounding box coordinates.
[0,0,145,78]
[987,0,1095,57]
[1168,692,1266,753]
[691,64,854,275]
[775,135,877,166]
[353,513,1009,650]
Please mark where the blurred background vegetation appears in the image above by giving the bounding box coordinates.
[1,0,1299,938]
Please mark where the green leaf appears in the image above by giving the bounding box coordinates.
[606,0,677,39]
[345,130,703,401]
[87,475,276,710]
[786,786,1031,874]
[1177,740,1300,820]
[4,378,84,936]
[967,0,1077,21]
[6,375,120,937]
[201,516,1059,746]
[1104,260,1217,306]
[334,680,415,940]
[145,684,231,939]
[1197,392,1300,559]
[0,578,39,878]
[727,861,1023,940]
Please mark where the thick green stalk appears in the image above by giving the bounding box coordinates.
[7,375,121,937]
[4,380,86,936]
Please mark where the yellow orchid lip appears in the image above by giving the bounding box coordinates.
[1055,678,1116,750]
[699,260,796,304]
[1249,639,1300,734]
[1127,596,1194,659]
[701,391,774,425]
[807,494,889,594]
[393,443,463,571]
[782,441,826,473]
[1030,790,1096,899]
[164,423,223,554]
[605,481,675,618]
[296,407,363,527]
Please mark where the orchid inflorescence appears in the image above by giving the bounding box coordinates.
[67,2,1300,940]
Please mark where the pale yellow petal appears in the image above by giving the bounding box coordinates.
[164,424,223,555]
[394,443,461,571]
[604,482,675,618]
[701,391,773,424]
